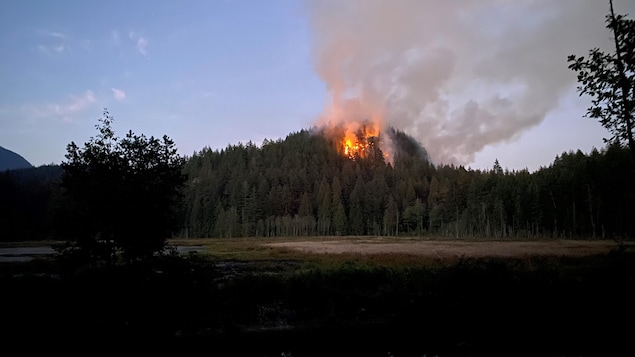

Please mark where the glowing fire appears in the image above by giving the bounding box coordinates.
[316,97,391,162]
[341,123,380,159]
[319,120,389,161]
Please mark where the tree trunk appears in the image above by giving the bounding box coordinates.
[609,0,635,160]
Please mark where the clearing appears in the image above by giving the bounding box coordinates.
[265,238,628,258]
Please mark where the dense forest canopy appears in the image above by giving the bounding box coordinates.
[1,126,634,242]
[181,127,635,240]
[0,165,61,241]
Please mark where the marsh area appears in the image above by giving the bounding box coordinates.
[2,237,634,356]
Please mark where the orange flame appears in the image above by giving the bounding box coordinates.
[341,123,380,159]
[316,97,392,162]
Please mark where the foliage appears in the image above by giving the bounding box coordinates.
[5,125,635,242]
[0,165,61,241]
[181,127,635,240]
[59,109,185,261]
[568,0,635,156]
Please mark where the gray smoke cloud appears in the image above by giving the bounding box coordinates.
[309,0,634,165]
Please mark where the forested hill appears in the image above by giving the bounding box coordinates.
[182,128,635,239]
[1,128,633,242]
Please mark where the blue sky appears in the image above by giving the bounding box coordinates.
[1,0,323,166]
[0,0,630,171]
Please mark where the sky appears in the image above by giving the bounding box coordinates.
[0,0,633,172]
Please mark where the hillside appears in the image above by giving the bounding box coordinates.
[1,126,634,242]
[182,127,635,239]
[0,146,32,171]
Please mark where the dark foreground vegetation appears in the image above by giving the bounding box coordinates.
[3,248,635,356]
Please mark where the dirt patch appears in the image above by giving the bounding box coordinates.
[266,239,628,258]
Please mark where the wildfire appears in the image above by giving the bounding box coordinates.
[341,123,380,159]
[315,97,391,162]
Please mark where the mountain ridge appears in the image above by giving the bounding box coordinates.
[0,146,33,171]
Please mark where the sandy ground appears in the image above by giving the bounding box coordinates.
[266,239,630,258]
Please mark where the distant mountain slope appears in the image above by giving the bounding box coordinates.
[0,146,33,171]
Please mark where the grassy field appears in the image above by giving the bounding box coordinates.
[3,237,635,356]
[167,235,630,270]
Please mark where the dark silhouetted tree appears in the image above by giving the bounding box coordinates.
[60,109,185,261]
[568,0,635,158]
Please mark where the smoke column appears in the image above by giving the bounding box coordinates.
[308,0,634,165]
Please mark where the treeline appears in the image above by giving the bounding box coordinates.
[182,128,635,240]
[0,165,62,241]
[1,129,634,241]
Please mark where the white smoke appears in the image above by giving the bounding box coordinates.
[308,0,634,165]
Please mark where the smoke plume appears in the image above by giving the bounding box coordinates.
[308,0,633,165]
